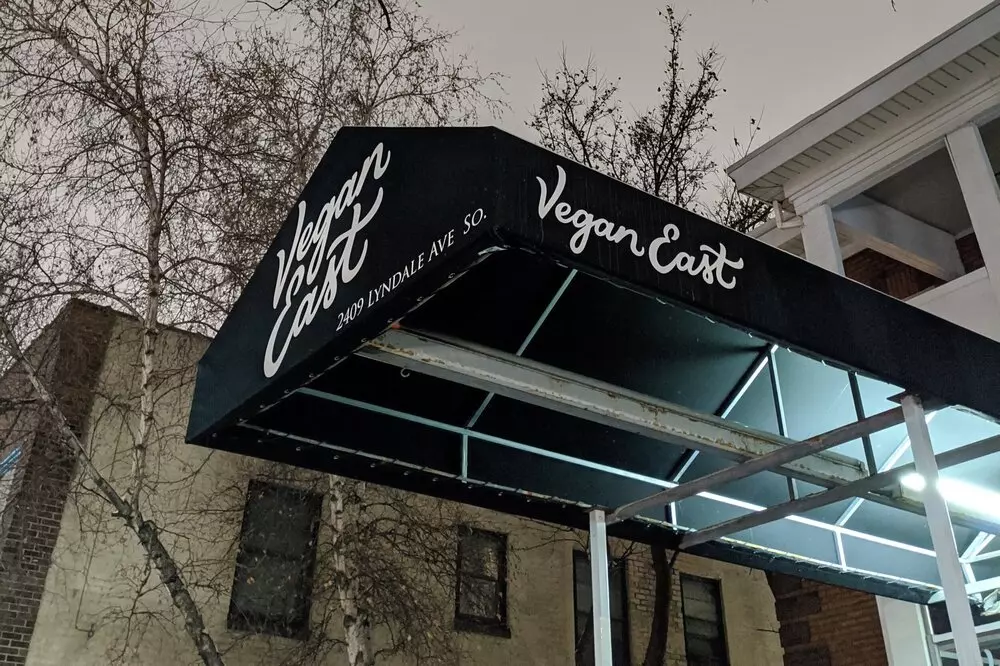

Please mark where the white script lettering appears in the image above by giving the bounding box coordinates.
[535,165,745,290]
[264,143,391,378]
[648,224,743,289]
[536,165,645,257]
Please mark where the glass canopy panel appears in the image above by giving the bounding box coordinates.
[473,396,690,481]
[896,407,1000,469]
[773,348,864,461]
[520,272,766,416]
[855,374,910,470]
[721,359,779,435]
[676,496,840,565]
[846,500,978,552]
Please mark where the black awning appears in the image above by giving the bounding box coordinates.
[188,127,1000,603]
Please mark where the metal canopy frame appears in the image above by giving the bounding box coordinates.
[356,326,1000,666]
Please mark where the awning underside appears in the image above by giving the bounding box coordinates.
[238,247,1000,602]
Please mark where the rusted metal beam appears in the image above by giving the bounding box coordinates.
[360,328,868,488]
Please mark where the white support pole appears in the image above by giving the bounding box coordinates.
[802,203,845,275]
[946,124,1000,305]
[876,596,935,666]
[589,509,613,666]
[903,395,981,666]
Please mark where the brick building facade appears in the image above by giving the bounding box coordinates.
[0,302,116,664]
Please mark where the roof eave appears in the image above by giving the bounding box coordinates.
[727,0,1000,194]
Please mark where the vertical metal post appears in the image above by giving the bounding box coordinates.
[903,395,981,666]
[589,509,613,666]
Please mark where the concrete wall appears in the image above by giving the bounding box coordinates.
[18,308,783,666]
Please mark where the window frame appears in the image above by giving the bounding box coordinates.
[453,525,510,638]
[0,446,23,531]
[679,573,730,666]
[571,550,630,666]
[226,479,322,640]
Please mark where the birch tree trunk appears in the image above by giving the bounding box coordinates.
[329,475,375,666]
[0,316,226,666]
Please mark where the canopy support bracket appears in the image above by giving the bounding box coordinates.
[608,403,912,526]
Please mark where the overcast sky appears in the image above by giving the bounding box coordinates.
[419,0,992,169]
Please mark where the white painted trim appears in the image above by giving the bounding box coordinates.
[908,268,991,307]
[802,204,845,274]
[749,219,777,239]
[947,124,1000,309]
[905,395,984,664]
[786,71,1000,214]
[751,221,802,247]
[729,1,1000,190]
[834,195,964,280]
[878,596,936,666]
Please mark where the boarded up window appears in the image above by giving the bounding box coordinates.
[455,527,509,636]
[681,574,729,666]
[227,480,321,639]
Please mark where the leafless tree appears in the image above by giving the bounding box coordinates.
[0,0,500,665]
[201,0,503,286]
[529,4,769,231]
[710,115,772,234]
[528,6,768,666]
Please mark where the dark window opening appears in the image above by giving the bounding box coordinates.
[681,574,729,666]
[0,446,23,531]
[227,480,322,639]
[572,551,629,666]
[455,526,509,637]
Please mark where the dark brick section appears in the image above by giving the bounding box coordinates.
[843,232,986,302]
[958,232,986,273]
[768,572,888,666]
[785,645,832,666]
[0,301,115,665]
[774,590,822,622]
[778,618,811,648]
[844,249,944,300]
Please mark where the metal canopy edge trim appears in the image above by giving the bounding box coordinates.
[291,386,942,561]
[255,388,943,601]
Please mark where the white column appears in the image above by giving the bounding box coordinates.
[947,124,1000,303]
[802,204,845,275]
[877,596,935,666]
[903,395,981,666]
[589,509,613,666]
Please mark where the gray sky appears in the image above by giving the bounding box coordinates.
[420,0,991,170]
